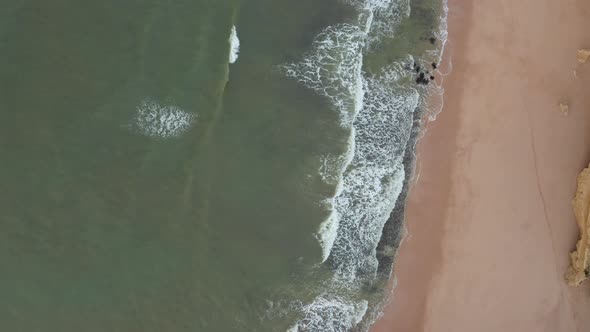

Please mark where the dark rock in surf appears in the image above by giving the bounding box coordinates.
[416,72,429,85]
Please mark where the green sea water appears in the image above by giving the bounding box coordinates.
[0,1,445,331]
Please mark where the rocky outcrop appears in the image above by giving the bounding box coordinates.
[577,49,590,63]
[559,102,569,116]
[566,164,590,285]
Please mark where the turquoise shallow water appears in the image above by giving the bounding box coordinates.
[0,1,445,331]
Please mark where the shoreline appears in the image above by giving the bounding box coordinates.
[371,0,590,331]
[371,1,472,330]
[374,0,452,283]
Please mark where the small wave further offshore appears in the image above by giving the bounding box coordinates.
[229,25,240,64]
[279,0,448,331]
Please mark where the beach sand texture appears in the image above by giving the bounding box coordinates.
[371,0,590,331]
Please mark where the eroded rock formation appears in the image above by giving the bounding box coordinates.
[566,164,590,285]
[559,102,569,116]
[577,49,590,63]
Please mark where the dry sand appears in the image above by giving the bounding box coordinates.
[371,0,590,331]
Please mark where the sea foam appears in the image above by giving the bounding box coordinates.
[131,99,196,138]
[288,295,368,332]
[278,0,444,330]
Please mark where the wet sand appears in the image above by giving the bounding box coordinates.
[372,0,590,331]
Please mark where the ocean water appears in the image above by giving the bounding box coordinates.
[0,1,445,331]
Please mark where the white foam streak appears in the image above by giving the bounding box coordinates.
[229,25,240,64]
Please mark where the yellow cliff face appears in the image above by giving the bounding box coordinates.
[577,49,590,63]
[566,165,590,285]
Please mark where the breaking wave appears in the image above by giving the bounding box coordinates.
[277,0,448,331]
[283,23,365,128]
[229,25,240,64]
[326,77,418,283]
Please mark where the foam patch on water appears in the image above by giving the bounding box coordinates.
[344,0,411,47]
[289,295,368,332]
[229,25,240,64]
[131,99,196,138]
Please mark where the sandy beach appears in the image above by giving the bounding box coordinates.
[371,0,590,331]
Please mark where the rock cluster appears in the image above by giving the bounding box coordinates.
[412,62,437,86]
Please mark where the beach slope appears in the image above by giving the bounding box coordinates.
[372,0,590,331]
